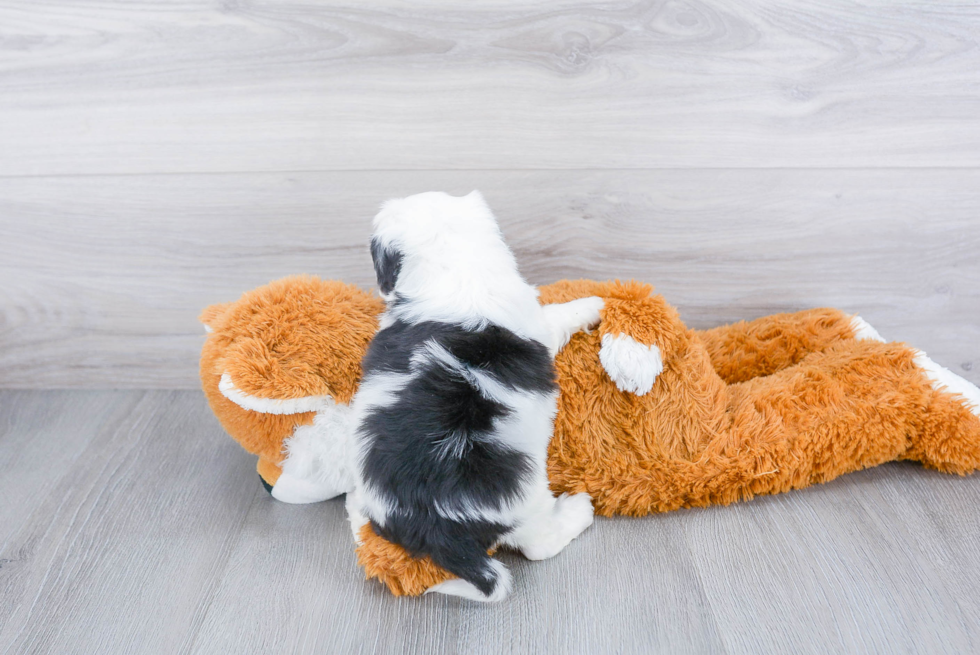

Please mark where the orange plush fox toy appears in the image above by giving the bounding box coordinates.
[200,276,980,597]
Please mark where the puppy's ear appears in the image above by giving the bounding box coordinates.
[370,237,403,297]
[464,190,488,209]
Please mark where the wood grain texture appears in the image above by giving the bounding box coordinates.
[4,169,978,388]
[4,0,979,650]
[1,1,979,175]
[2,391,979,655]
[0,391,259,654]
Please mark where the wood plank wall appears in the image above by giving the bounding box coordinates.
[2,0,978,388]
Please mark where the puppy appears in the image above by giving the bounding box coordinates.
[346,191,604,602]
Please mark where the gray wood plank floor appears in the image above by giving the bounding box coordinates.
[2,390,979,655]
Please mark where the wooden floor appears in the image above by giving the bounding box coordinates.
[1,390,979,655]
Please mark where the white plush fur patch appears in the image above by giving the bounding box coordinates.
[913,350,980,418]
[272,400,356,503]
[218,373,334,415]
[598,333,663,396]
[851,315,886,342]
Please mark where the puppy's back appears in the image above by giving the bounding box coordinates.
[356,319,557,599]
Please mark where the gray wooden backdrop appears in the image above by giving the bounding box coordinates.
[2,0,979,389]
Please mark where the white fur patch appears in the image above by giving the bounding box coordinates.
[598,333,664,396]
[218,373,333,415]
[913,350,980,418]
[851,315,886,342]
[271,472,341,504]
[502,489,594,561]
[272,401,356,503]
[345,489,370,542]
[425,560,512,602]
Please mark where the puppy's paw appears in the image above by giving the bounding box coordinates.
[544,296,605,355]
[571,296,605,331]
[520,493,594,561]
[556,492,595,536]
[598,333,663,395]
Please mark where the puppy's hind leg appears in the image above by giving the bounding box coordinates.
[542,296,605,356]
[503,485,595,561]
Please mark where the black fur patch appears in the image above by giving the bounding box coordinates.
[361,364,528,509]
[358,320,556,597]
[370,237,403,296]
[362,320,556,393]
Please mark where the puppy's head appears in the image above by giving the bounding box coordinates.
[369,191,510,303]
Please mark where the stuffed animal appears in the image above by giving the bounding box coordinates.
[200,276,980,596]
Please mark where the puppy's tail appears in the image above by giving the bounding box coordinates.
[424,547,512,602]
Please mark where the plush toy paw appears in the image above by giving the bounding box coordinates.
[598,333,664,395]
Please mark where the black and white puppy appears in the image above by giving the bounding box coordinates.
[346,191,604,602]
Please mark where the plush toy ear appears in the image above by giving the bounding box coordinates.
[218,373,334,415]
[370,236,403,298]
[199,302,232,333]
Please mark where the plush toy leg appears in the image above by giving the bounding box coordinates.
[726,341,980,498]
[697,308,879,384]
[903,350,980,474]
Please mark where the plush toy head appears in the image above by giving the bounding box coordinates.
[199,275,384,501]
